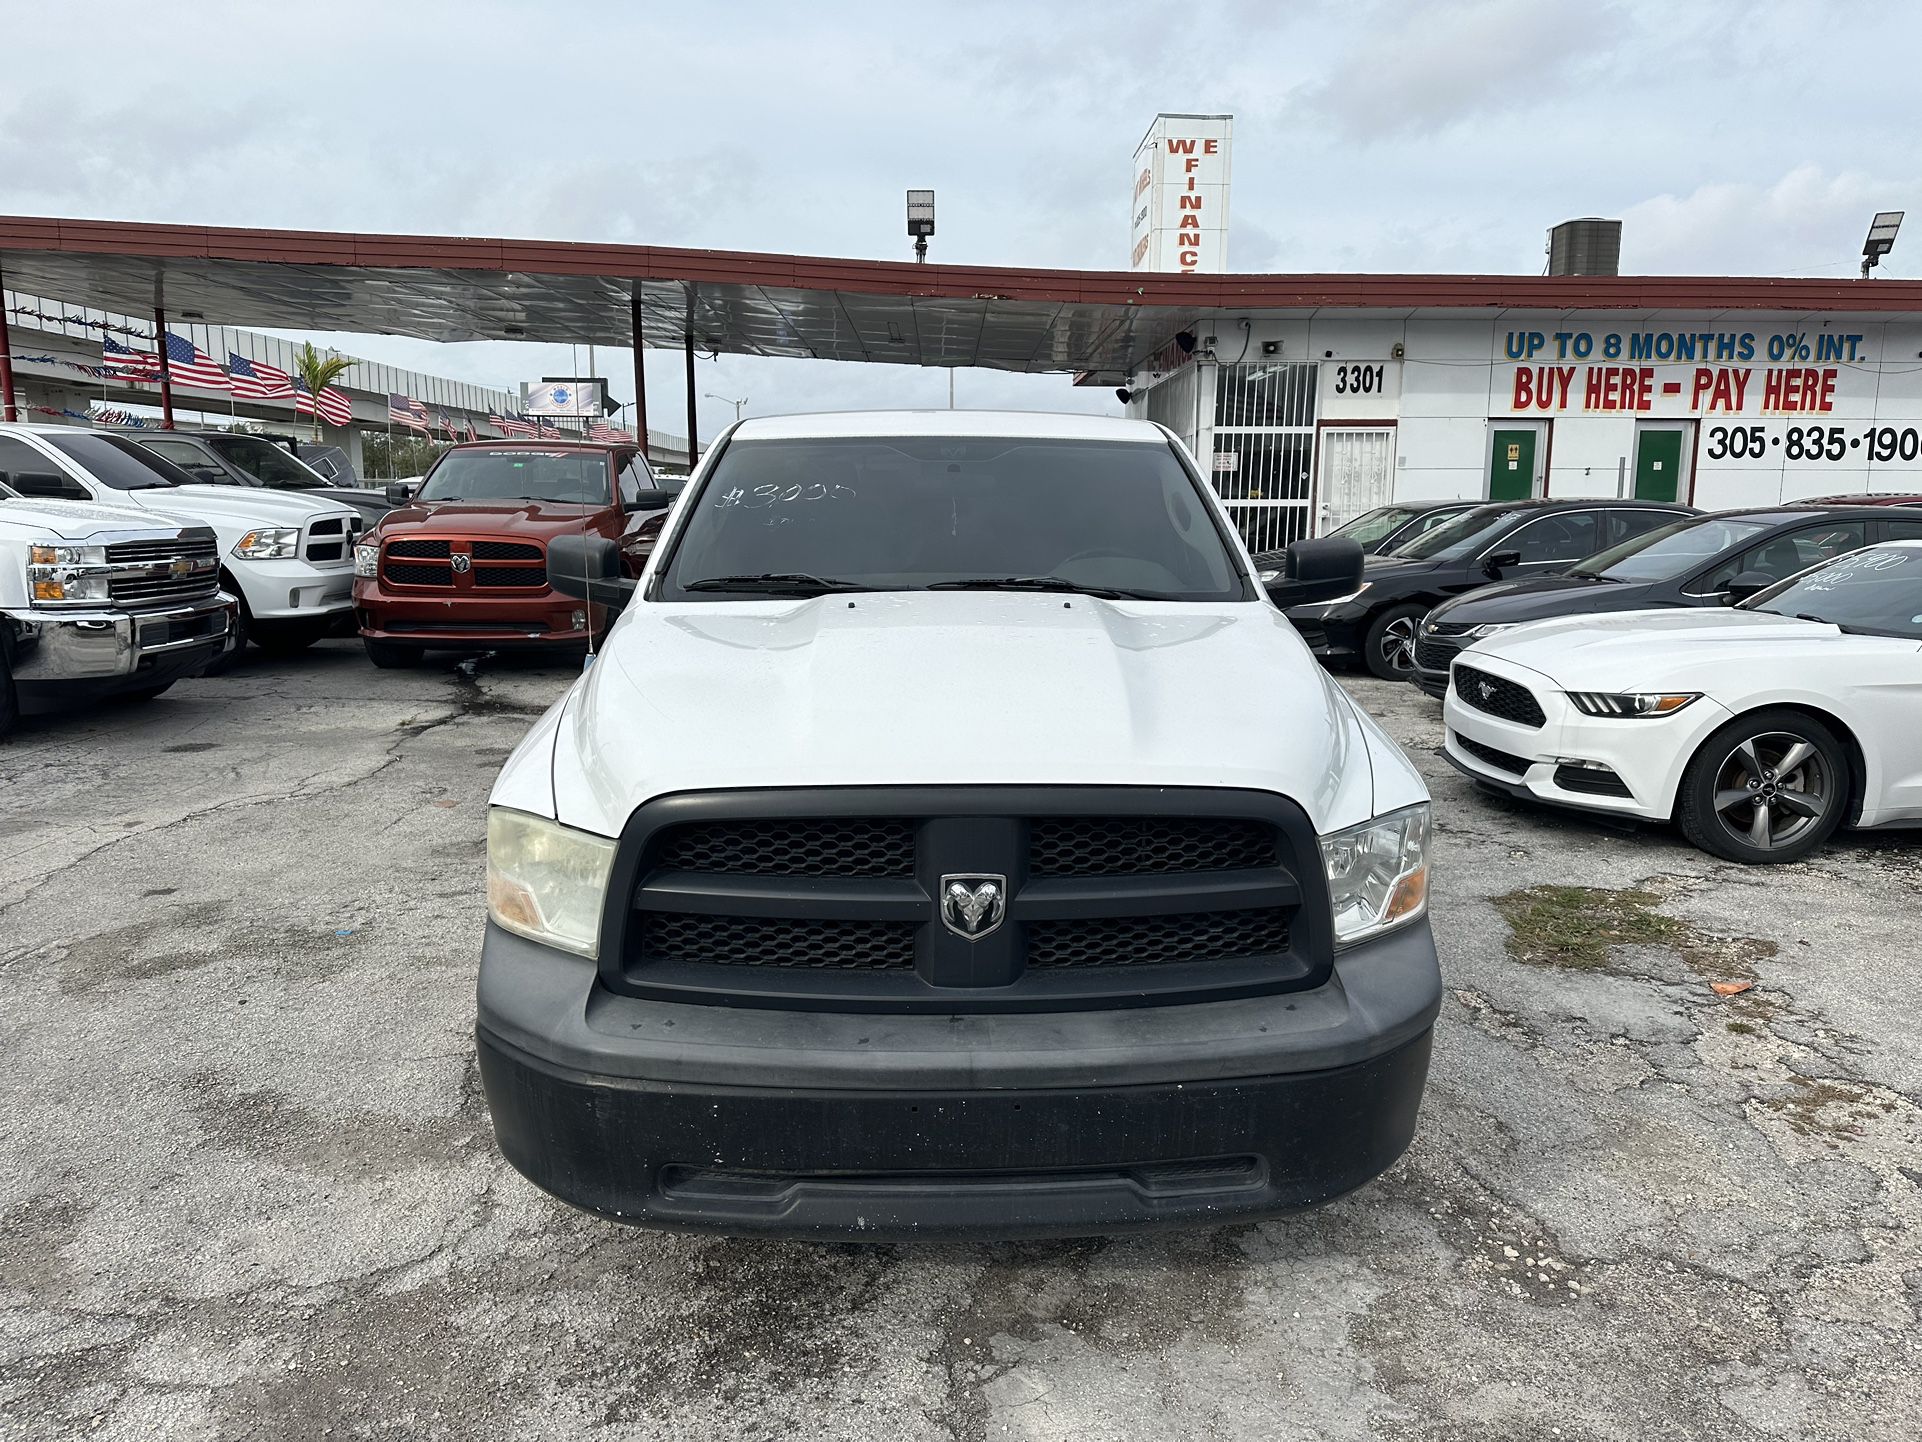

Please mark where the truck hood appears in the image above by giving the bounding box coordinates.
[376,498,607,537]
[1467,607,1915,688]
[536,592,1411,839]
[126,485,353,529]
[0,494,204,540]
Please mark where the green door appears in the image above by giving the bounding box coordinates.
[1634,429,1684,502]
[1488,429,1536,500]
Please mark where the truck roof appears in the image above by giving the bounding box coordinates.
[728,410,1161,442]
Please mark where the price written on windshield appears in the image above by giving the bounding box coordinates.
[1704,424,1922,463]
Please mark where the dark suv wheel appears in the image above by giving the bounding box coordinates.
[1676,709,1849,863]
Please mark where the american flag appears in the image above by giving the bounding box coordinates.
[587,422,631,443]
[294,379,354,428]
[161,332,230,390]
[464,420,479,442]
[101,336,161,378]
[536,418,563,438]
[388,393,429,431]
[229,352,295,399]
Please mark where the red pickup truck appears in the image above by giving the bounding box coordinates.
[352,440,679,667]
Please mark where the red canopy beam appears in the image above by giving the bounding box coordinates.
[153,307,175,429]
[0,262,16,422]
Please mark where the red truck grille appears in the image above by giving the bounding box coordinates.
[380,537,548,590]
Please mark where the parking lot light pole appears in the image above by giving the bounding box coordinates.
[154,307,175,429]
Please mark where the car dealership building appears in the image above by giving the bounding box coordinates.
[1122,303,1922,550]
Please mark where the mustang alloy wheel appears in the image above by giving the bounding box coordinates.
[1677,710,1849,864]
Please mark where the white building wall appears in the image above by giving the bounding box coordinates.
[1133,307,1922,532]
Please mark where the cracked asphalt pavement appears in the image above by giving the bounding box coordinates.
[2,647,1918,1440]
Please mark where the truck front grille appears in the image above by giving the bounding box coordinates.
[1026,909,1291,968]
[641,914,918,970]
[104,535,220,610]
[380,537,548,588]
[657,818,915,878]
[613,789,1330,1013]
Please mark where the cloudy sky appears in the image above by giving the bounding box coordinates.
[3,0,1913,434]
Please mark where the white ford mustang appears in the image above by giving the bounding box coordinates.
[1442,540,1922,863]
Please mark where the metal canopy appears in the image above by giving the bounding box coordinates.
[5,214,1922,379]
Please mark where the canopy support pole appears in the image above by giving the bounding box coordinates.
[631,286,649,460]
[154,307,175,429]
[0,263,16,421]
[684,331,697,467]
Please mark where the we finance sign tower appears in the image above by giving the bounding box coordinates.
[1131,114,1233,273]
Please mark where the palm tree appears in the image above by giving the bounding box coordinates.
[293,342,354,442]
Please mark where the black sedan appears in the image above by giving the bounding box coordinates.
[1253,501,1485,576]
[1407,504,1922,696]
[1273,498,1695,680]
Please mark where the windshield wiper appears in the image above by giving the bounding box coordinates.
[683,572,891,595]
[924,575,1164,600]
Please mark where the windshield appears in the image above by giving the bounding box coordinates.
[1393,506,1525,561]
[1330,506,1419,546]
[659,436,1246,602]
[207,435,328,488]
[1745,545,1922,637]
[416,449,611,505]
[42,432,185,490]
[1573,517,1774,582]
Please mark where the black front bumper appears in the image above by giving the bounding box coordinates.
[1279,606,1365,661]
[1411,666,1450,699]
[476,919,1441,1239]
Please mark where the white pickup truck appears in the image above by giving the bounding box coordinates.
[1,481,230,737]
[476,411,1441,1239]
[0,423,361,654]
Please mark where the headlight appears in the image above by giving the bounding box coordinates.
[1566,691,1699,718]
[486,808,618,958]
[1320,804,1430,946]
[1464,622,1512,638]
[354,542,379,577]
[27,541,111,606]
[232,527,300,559]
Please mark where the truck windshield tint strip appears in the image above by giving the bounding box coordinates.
[660,437,1246,602]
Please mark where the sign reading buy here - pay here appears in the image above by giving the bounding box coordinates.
[1131,114,1233,274]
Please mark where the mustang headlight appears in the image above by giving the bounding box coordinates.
[1320,804,1430,946]
[233,527,300,560]
[486,807,618,958]
[354,542,379,577]
[1566,691,1699,718]
[27,541,112,605]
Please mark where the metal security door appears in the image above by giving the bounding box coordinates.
[1316,428,1397,534]
[1634,428,1684,501]
[1488,428,1537,500]
[1211,362,1318,552]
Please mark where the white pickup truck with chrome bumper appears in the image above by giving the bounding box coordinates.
[1,485,231,736]
[0,423,359,655]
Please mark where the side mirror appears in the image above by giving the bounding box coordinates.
[1723,570,1776,604]
[385,481,416,506]
[1264,536,1364,607]
[623,487,680,511]
[1481,549,1522,576]
[548,533,637,612]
